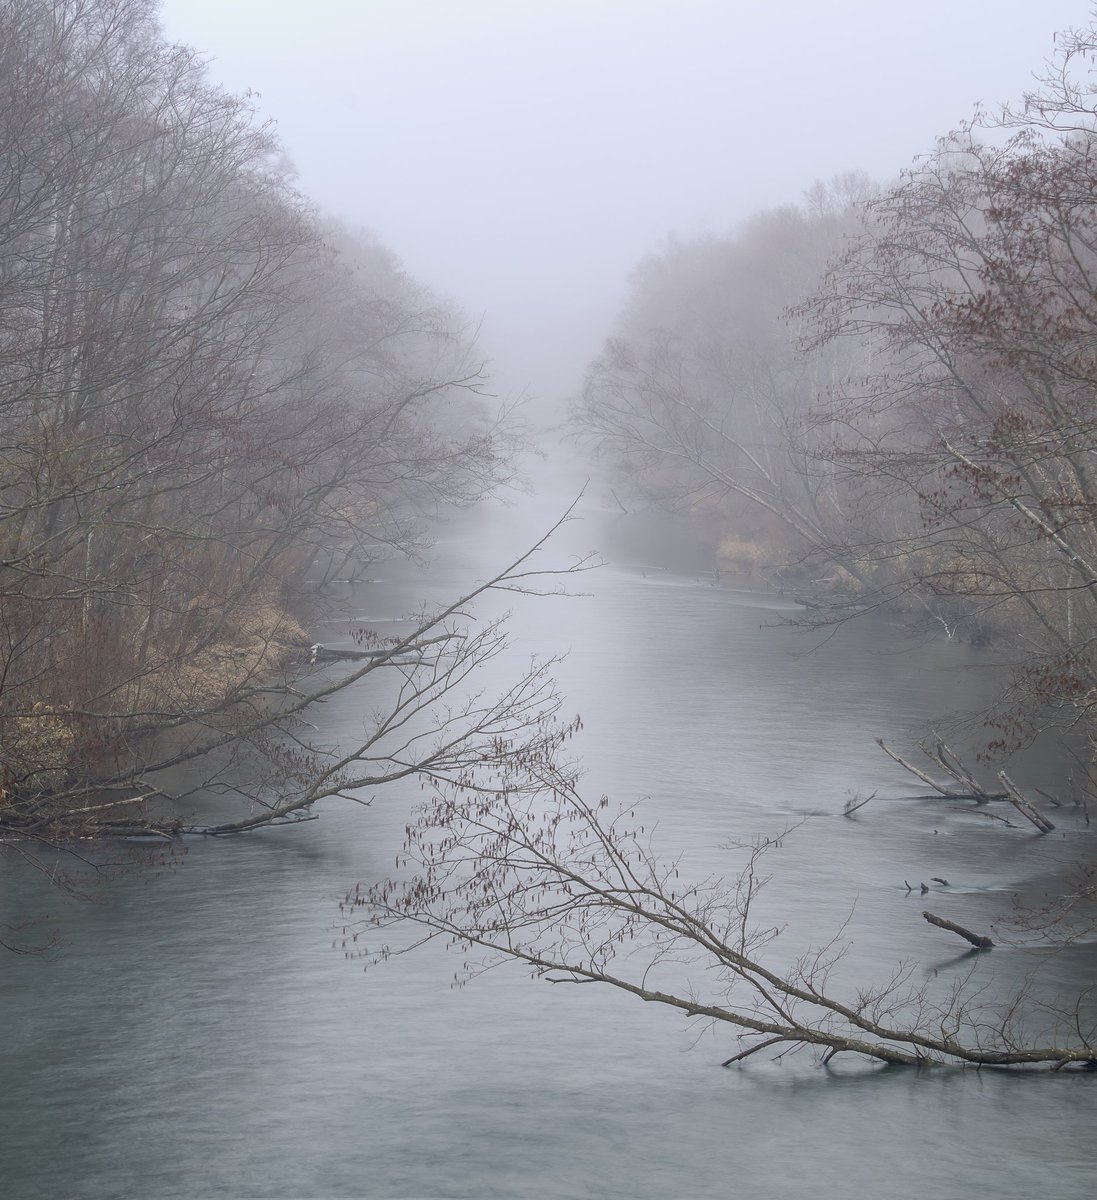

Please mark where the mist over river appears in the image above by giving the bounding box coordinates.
[2,483,1096,1199]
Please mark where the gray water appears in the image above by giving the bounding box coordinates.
[3,490,1096,1199]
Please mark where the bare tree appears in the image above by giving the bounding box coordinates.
[348,754,1097,1070]
[143,513,595,838]
[800,26,1097,745]
[0,0,524,848]
[574,180,879,588]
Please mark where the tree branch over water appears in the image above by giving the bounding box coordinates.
[0,500,598,845]
[181,504,598,835]
[346,760,1097,1070]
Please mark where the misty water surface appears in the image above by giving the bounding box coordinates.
[2,488,1095,1199]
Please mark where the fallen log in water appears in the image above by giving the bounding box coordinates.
[309,643,388,662]
[876,738,1006,801]
[997,770,1055,833]
[307,643,423,665]
[923,910,994,949]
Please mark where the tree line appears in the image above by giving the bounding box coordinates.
[576,28,1097,761]
[0,0,561,855]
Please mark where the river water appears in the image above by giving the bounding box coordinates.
[2,486,1096,1199]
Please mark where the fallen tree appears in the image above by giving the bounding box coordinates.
[878,737,1057,833]
[346,750,1097,1070]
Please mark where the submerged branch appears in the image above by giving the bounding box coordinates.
[877,738,1006,802]
[922,910,994,949]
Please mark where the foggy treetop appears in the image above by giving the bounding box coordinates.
[158,0,1095,404]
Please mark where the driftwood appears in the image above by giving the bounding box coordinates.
[308,643,423,665]
[878,738,1063,831]
[997,770,1055,833]
[309,643,388,662]
[97,823,179,839]
[877,737,1007,802]
[923,910,994,949]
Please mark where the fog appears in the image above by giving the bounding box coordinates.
[7,8,1097,1195]
[158,0,1092,408]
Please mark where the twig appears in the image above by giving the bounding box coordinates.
[842,790,876,817]
[1034,786,1062,809]
[722,1036,789,1066]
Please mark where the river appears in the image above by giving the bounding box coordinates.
[2,484,1096,1199]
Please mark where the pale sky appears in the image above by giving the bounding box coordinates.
[158,0,1095,410]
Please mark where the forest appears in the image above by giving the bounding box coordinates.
[0,0,565,852]
[3,0,1097,1078]
[576,62,1097,764]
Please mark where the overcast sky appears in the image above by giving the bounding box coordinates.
[159,0,1094,411]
